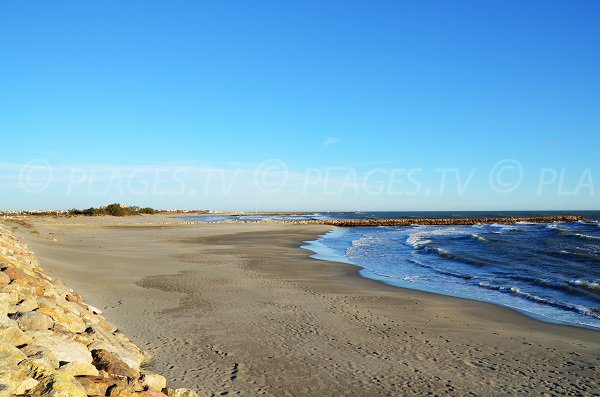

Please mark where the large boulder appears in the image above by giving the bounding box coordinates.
[0,314,18,330]
[1,326,32,346]
[138,390,169,397]
[15,311,55,331]
[2,283,36,308]
[13,377,40,395]
[0,293,12,314]
[162,388,199,397]
[86,325,145,370]
[75,375,114,396]
[10,298,39,313]
[77,375,138,396]
[19,358,87,397]
[37,300,86,334]
[28,332,92,364]
[20,344,60,368]
[0,337,28,395]
[141,373,167,391]
[0,272,10,286]
[59,361,100,377]
[2,267,27,282]
[91,349,140,380]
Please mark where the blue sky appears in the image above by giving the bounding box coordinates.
[1,1,599,211]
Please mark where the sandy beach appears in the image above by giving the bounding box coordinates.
[13,215,600,396]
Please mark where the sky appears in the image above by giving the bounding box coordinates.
[1,0,599,211]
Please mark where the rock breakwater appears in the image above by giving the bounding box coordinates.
[0,221,197,397]
[279,215,584,227]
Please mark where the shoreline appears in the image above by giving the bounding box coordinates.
[301,229,600,332]
[12,215,600,395]
[301,231,600,332]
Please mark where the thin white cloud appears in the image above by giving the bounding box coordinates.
[322,137,339,147]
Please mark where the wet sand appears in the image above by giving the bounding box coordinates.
[13,215,600,396]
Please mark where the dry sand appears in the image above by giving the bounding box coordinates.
[12,215,600,396]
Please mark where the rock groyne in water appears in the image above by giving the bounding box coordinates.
[279,215,584,227]
[0,221,197,397]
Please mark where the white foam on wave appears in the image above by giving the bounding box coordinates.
[545,222,565,230]
[471,233,487,242]
[427,246,451,256]
[402,275,426,282]
[349,235,384,248]
[574,233,600,241]
[479,283,600,319]
[406,235,432,248]
[346,235,387,259]
[490,223,520,232]
[478,283,547,303]
[568,279,600,292]
[405,226,471,249]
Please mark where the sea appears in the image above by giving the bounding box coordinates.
[182,211,600,330]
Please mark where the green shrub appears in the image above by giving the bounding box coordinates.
[69,204,157,217]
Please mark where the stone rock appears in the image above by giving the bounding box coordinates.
[15,311,55,331]
[0,271,10,286]
[28,332,92,364]
[91,349,140,380]
[14,377,39,395]
[20,358,87,397]
[77,375,140,396]
[52,321,77,337]
[3,283,35,306]
[86,304,102,315]
[37,301,87,334]
[76,375,110,396]
[2,267,26,282]
[141,373,167,391]
[1,326,32,346]
[137,390,169,396]
[32,277,55,296]
[0,254,19,266]
[86,326,145,370]
[72,331,93,347]
[0,293,10,314]
[60,361,100,376]
[57,299,87,316]
[107,380,139,396]
[0,337,28,394]
[88,338,145,370]
[0,337,27,361]
[162,388,199,397]
[20,344,60,369]
[98,317,118,333]
[65,292,83,303]
[0,313,18,330]
[10,297,39,313]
